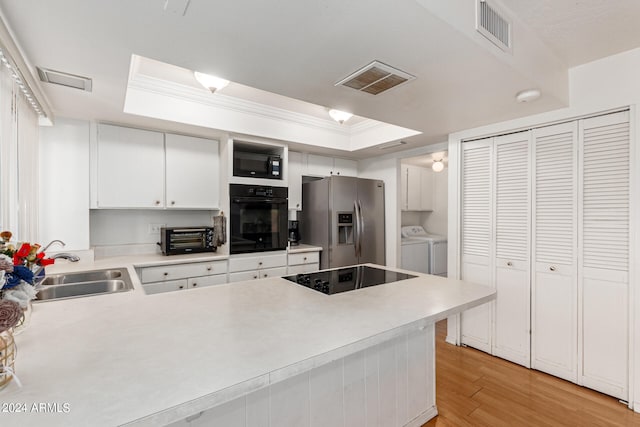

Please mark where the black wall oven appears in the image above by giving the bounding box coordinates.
[230,184,288,254]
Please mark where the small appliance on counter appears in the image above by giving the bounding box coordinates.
[159,226,216,255]
[288,220,300,246]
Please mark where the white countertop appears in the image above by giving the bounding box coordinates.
[1,260,493,426]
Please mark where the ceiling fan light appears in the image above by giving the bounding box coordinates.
[194,71,229,93]
[432,160,445,172]
[328,109,353,124]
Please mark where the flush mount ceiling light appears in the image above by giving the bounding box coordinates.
[328,109,353,124]
[431,152,446,172]
[515,88,541,103]
[432,160,445,172]
[194,71,229,93]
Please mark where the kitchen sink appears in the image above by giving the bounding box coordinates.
[39,269,124,285]
[36,268,134,302]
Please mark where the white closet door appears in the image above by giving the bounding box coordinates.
[493,132,531,367]
[460,138,493,353]
[531,121,578,383]
[578,111,630,400]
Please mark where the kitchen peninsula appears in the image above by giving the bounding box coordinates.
[2,260,494,427]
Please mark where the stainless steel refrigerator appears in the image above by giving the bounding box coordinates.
[301,176,385,269]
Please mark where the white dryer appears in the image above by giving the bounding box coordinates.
[401,226,448,276]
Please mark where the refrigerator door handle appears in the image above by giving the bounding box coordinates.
[356,200,364,259]
[353,201,360,257]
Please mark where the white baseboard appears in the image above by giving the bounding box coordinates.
[445,335,457,345]
[405,405,438,427]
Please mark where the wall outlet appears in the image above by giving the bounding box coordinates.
[148,223,165,234]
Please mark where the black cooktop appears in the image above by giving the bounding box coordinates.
[283,265,417,295]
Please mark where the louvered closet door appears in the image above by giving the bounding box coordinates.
[460,138,493,353]
[492,132,531,367]
[579,111,630,400]
[531,122,578,383]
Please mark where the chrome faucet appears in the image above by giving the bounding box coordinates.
[39,239,65,253]
[50,252,80,262]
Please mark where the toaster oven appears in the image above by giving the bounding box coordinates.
[159,227,216,255]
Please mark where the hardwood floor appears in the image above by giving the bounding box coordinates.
[424,320,640,426]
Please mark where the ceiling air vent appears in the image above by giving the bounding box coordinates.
[336,61,415,95]
[37,67,93,92]
[476,0,512,53]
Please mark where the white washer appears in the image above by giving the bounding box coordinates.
[401,226,448,276]
[401,237,430,274]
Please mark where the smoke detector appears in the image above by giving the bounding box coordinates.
[37,67,93,92]
[336,61,415,95]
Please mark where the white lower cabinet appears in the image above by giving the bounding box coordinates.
[138,260,228,295]
[229,267,288,282]
[173,324,436,427]
[287,251,320,274]
[228,253,288,283]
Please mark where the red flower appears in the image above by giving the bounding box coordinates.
[15,243,31,258]
[39,258,55,267]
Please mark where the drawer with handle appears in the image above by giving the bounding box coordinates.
[288,252,319,266]
[140,260,228,283]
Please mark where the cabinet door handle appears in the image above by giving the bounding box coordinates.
[207,267,212,271]
[507,261,513,267]
[550,266,556,272]
[170,201,175,206]
[258,262,263,266]
[163,272,169,276]
[303,257,307,261]
[253,275,258,279]
[296,203,300,208]
[336,172,340,175]
[263,273,268,277]
[178,285,184,289]
[155,200,161,206]
[192,283,197,287]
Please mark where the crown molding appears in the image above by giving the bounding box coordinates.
[128,74,351,137]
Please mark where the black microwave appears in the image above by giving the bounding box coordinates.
[159,227,216,255]
[233,151,281,179]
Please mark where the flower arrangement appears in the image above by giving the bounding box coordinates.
[0,231,55,308]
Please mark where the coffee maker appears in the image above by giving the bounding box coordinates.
[288,220,300,246]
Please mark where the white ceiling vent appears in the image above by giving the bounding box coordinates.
[37,67,93,92]
[336,61,415,95]
[476,0,512,53]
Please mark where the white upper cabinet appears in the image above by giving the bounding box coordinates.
[96,124,219,209]
[420,167,434,211]
[165,133,219,209]
[97,124,165,208]
[306,154,357,177]
[332,157,358,176]
[288,151,303,210]
[401,164,434,211]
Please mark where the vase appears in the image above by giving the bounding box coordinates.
[0,328,16,390]
[12,301,31,335]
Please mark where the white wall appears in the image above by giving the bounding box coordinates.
[38,118,90,250]
[446,47,640,409]
[357,157,401,267]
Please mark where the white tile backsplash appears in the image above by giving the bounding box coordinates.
[90,209,216,246]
